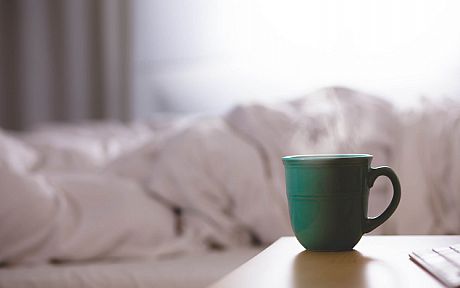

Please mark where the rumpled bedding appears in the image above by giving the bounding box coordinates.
[390,99,460,234]
[0,87,459,265]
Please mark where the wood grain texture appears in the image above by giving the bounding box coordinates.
[210,236,460,288]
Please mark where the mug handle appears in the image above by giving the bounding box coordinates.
[363,166,401,233]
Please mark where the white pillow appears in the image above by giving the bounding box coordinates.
[20,122,154,173]
[0,167,58,264]
[0,168,176,264]
[48,174,177,261]
[0,129,38,172]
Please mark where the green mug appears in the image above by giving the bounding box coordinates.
[282,154,401,251]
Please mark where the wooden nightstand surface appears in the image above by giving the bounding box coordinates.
[210,236,460,288]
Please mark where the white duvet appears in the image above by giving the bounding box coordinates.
[0,87,459,265]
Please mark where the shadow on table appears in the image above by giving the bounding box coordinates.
[293,250,375,288]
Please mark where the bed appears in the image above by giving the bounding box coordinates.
[1,87,459,287]
[0,248,261,288]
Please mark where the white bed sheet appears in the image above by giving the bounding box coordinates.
[0,247,262,288]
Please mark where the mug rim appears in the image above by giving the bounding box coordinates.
[282,154,372,165]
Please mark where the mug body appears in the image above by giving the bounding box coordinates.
[282,154,372,251]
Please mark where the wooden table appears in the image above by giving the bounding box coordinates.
[209,236,460,288]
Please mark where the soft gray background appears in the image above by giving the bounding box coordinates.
[1,0,460,130]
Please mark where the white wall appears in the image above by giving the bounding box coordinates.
[132,0,460,116]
